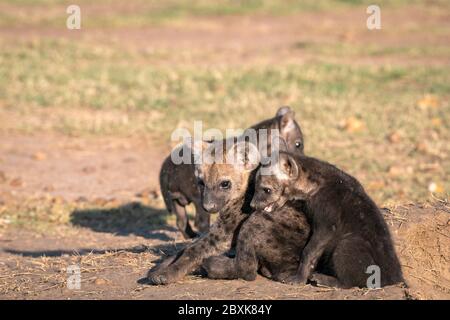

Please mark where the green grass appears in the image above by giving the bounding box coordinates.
[292,41,450,60]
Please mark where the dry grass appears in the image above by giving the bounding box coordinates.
[0,245,158,297]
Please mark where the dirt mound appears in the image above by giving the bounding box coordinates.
[387,201,450,299]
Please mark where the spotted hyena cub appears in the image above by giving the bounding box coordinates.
[159,148,209,239]
[148,139,260,285]
[159,106,303,239]
[252,150,404,288]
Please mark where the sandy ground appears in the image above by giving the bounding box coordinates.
[0,133,167,202]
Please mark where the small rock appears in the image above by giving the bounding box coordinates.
[94,278,109,285]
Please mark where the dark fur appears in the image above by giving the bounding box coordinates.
[254,152,404,288]
[203,201,310,282]
[159,106,304,239]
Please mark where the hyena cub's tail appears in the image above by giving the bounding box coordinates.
[159,158,173,213]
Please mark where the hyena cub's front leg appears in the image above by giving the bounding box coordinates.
[287,231,333,285]
[235,232,259,281]
[148,225,231,285]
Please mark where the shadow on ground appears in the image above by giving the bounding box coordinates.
[70,202,176,240]
[3,242,188,259]
[2,202,190,259]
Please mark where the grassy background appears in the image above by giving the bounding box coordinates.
[0,0,449,214]
[2,0,442,28]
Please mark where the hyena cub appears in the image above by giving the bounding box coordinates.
[160,149,209,239]
[202,201,310,282]
[148,140,259,285]
[252,151,404,288]
[159,106,303,239]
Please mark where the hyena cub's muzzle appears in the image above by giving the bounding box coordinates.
[201,189,224,213]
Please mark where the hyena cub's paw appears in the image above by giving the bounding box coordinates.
[282,274,308,286]
[240,272,257,282]
[147,273,168,285]
[146,259,176,285]
[308,272,340,288]
[147,269,173,285]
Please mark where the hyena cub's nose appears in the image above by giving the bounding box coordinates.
[203,202,217,213]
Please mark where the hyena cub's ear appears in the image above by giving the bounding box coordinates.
[227,141,260,171]
[276,106,292,117]
[275,152,299,180]
[171,136,200,165]
[190,139,215,165]
[277,106,297,135]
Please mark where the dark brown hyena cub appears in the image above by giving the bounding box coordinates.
[252,151,404,288]
[202,201,310,282]
[159,106,304,239]
[160,150,208,239]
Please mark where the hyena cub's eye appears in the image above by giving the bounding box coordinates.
[219,180,231,190]
[295,141,303,148]
[197,178,205,187]
[263,187,272,194]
